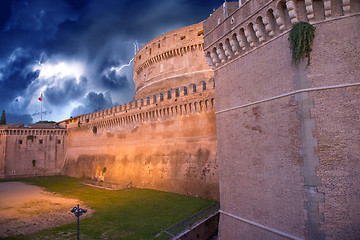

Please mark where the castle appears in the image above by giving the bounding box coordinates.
[1,0,359,239]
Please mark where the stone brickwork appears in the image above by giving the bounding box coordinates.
[204,0,359,239]
[63,83,218,200]
[0,124,67,178]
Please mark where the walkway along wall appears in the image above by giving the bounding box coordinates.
[204,0,359,239]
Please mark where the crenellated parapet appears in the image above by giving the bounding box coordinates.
[133,22,214,99]
[66,78,215,132]
[0,124,66,136]
[204,0,360,70]
[135,43,204,75]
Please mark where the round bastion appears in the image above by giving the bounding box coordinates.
[133,22,214,99]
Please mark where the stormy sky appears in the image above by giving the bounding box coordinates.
[0,0,224,124]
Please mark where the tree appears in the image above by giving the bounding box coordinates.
[36,121,56,124]
[0,110,6,125]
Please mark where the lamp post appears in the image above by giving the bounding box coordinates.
[70,204,87,240]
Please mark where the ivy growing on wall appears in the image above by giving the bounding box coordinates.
[288,22,315,66]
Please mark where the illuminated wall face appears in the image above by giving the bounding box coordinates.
[64,84,219,201]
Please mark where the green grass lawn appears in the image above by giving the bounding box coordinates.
[1,176,215,240]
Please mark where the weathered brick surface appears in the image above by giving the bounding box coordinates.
[214,29,306,239]
[311,88,360,239]
[217,95,305,239]
[308,15,360,240]
[0,126,67,177]
[206,1,359,239]
[64,93,219,200]
[219,214,292,240]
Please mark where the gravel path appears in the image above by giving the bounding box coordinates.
[0,181,93,238]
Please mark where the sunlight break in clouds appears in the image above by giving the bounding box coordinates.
[34,61,85,82]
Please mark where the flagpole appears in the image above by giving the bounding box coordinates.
[39,93,43,122]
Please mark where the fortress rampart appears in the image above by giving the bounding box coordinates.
[133,22,214,99]
[204,0,360,69]
[61,23,218,200]
[204,0,359,239]
[0,124,67,178]
[1,1,358,238]
[72,78,215,129]
[63,83,218,200]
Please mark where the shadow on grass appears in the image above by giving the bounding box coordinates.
[0,176,216,240]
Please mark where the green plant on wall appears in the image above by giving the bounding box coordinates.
[288,21,315,66]
[102,167,107,174]
[32,159,36,167]
[93,126,97,134]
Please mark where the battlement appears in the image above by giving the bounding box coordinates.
[134,22,205,72]
[66,78,215,131]
[133,22,214,98]
[135,43,204,77]
[0,124,66,136]
[204,0,360,69]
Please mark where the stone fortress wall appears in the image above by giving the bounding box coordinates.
[0,1,358,238]
[204,0,359,239]
[62,23,219,200]
[0,124,67,178]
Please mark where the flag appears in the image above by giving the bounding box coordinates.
[38,93,43,102]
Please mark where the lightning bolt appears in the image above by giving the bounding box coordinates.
[110,41,139,72]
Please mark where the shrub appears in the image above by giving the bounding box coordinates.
[288,22,315,66]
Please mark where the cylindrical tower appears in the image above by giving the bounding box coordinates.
[133,22,214,99]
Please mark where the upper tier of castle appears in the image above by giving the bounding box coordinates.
[133,22,214,99]
[203,0,360,69]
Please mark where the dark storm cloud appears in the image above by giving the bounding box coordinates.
[0,0,225,123]
[44,76,87,106]
[0,48,39,106]
[49,0,222,55]
[6,112,33,124]
[0,0,11,30]
[0,0,77,61]
[71,91,113,117]
[101,71,129,89]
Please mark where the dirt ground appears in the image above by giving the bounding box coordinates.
[0,182,93,238]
